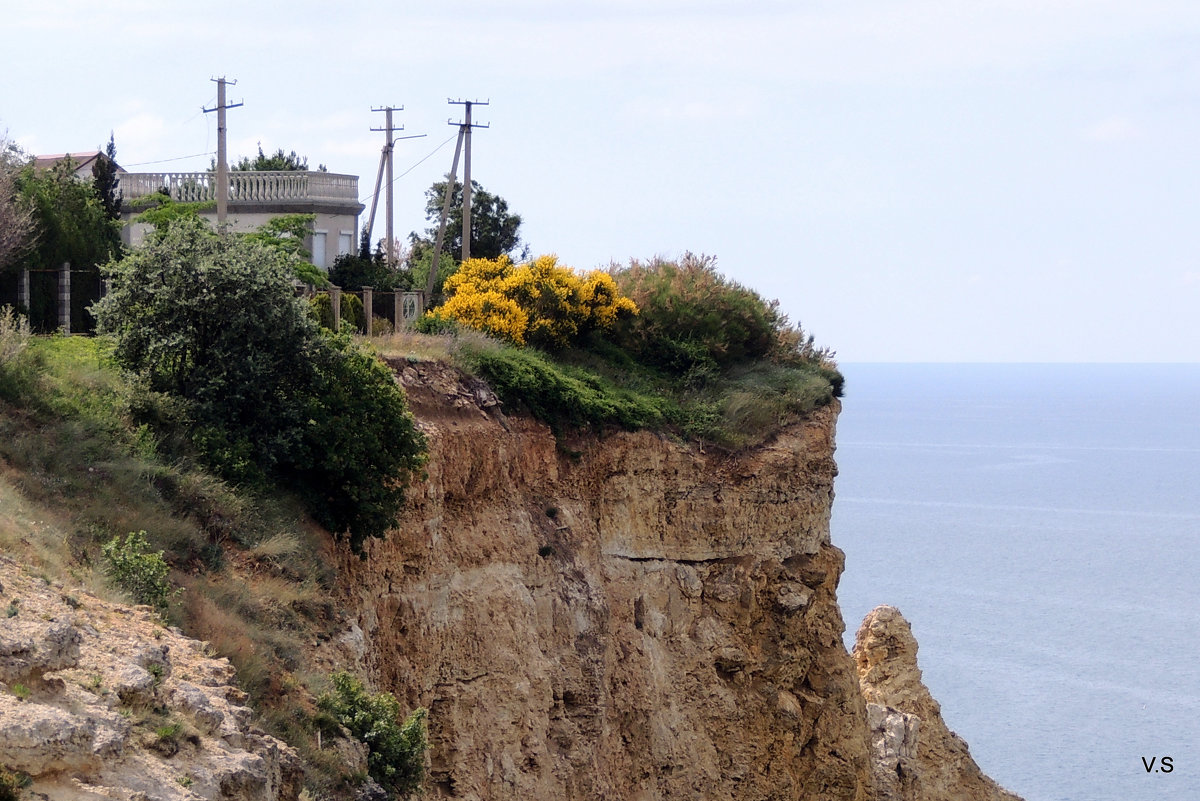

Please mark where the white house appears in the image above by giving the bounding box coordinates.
[116,170,365,269]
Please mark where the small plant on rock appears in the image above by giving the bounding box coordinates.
[0,768,32,801]
[101,530,175,612]
[318,672,427,799]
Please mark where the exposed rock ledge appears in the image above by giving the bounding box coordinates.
[324,360,1022,801]
[855,605,1023,801]
[0,555,301,801]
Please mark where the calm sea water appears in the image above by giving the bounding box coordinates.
[831,363,1200,801]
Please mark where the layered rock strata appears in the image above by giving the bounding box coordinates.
[0,555,301,801]
[337,361,875,800]
[855,605,1023,801]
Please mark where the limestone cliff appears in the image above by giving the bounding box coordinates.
[855,606,1022,801]
[0,357,1022,801]
[330,361,872,800]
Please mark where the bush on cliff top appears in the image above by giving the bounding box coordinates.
[404,252,840,447]
[94,216,426,553]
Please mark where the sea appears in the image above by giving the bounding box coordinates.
[830,363,1200,801]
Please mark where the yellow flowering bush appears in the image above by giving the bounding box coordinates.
[435,255,637,349]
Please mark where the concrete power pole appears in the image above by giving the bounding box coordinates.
[448,99,488,261]
[427,99,489,297]
[426,130,465,298]
[203,77,242,229]
[368,106,423,265]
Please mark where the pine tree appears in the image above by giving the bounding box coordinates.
[92,133,122,220]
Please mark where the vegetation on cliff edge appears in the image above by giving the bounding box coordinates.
[405,251,840,448]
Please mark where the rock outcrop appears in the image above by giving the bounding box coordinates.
[0,555,301,801]
[0,357,1022,801]
[855,605,1023,801]
[335,362,872,800]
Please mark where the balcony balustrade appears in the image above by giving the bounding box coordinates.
[118,171,360,206]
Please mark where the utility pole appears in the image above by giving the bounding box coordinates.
[449,99,488,261]
[203,77,242,229]
[368,107,423,266]
[427,99,488,297]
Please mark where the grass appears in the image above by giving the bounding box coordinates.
[0,334,355,796]
[369,327,840,448]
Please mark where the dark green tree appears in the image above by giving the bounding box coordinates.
[413,178,526,262]
[94,217,425,551]
[92,134,122,220]
[329,232,408,291]
[230,144,326,172]
[14,158,119,273]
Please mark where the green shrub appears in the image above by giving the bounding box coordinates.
[309,293,335,330]
[0,767,31,801]
[715,362,838,444]
[459,342,665,432]
[611,253,788,373]
[413,309,459,336]
[94,218,426,551]
[372,315,394,336]
[101,530,174,611]
[318,672,427,799]
[0,305,36,400]
[288,334,427,554]
[94,217,324,481]
[341,293,366,333]
[0,305,30,367]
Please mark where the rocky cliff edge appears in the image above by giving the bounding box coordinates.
[325,360,1021,800]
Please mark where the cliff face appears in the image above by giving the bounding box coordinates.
[336,362,874,800]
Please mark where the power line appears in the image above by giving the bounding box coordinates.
[358,132,458,206]
[123,151,215,167]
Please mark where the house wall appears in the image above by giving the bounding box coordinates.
[120,207,360,270]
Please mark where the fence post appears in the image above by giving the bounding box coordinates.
[399,291,424,329]
[330,285,342,331]
[362,286,373,336]
[17,268,30,314]
[59,262,71,334]
[394,290,402,331]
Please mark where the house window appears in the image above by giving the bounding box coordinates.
[312,231,327,269]
[338,231,353,257]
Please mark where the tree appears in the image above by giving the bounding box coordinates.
[92,133,122,220]
[241,213,329,287]
[412,178,526,263]
[132,201,327,287]
[230,144,326,172]
[329,231,409,292]
[0,136,33,271]
[14,157,120,273]
[11,156,121,330]
[129,192,212,232]
[94,217,426,551]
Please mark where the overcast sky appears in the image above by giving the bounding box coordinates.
[4,1,1199,361]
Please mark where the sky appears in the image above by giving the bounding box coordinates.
[4,0,1200,362]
